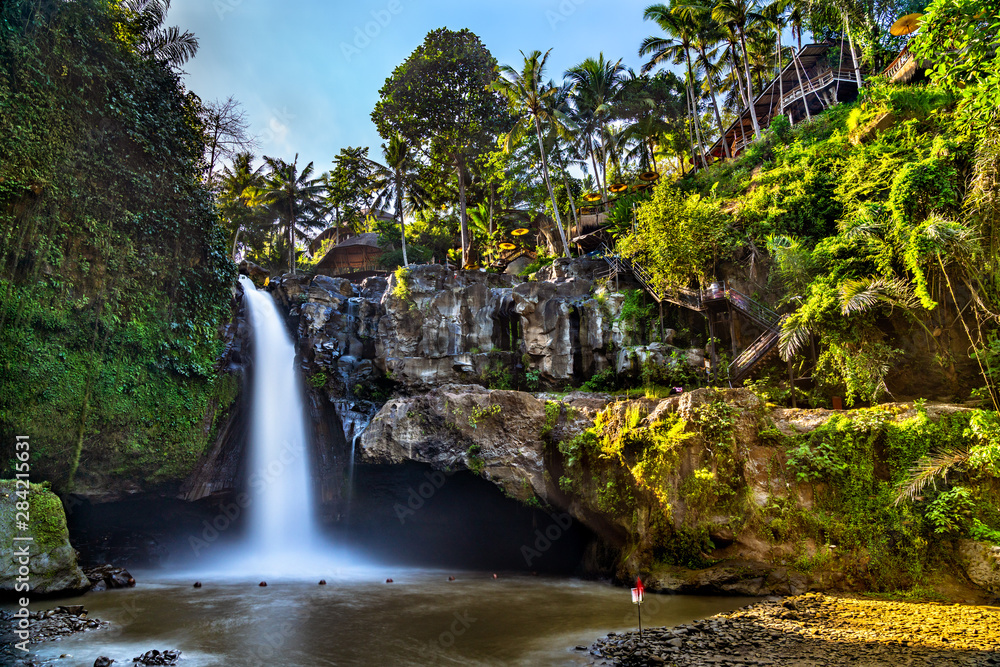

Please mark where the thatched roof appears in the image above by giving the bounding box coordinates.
[334,233,379,249]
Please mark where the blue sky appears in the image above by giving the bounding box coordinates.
[169,0,661,170]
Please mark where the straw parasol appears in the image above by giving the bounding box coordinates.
[890,13,922,36]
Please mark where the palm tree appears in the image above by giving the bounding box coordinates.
[547,80,587,239]
[257,155,324,275]
[712,0,767,140]
[218,152,266,259]
[640,4,709,168]
[565,54,627,202]
[121,0,199,67]
[492,50,573,258]
[366,133,425,267]
[676,0,732,159]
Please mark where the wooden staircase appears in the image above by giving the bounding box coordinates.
[600,244,783,383]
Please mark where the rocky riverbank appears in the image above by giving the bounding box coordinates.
[0,606,108,666]
[590,593,1000,666]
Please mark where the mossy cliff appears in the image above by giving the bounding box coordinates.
[0,1,239,495]
[363,386,1000,597]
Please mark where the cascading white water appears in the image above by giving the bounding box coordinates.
[180,278,372,580]
[240,276,318,557]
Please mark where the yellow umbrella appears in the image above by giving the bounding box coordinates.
[639,171,660,182]
[583,193,602,202]
[499,242,516,250]
[511,228,530,236]
[890,13,922,36]
[609,183,628,194]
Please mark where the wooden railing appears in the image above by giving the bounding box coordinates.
[599,245,785,382]
[779,67,856,111]
[731,134,754,155]
[882,43,913,80]
[730,328,781,383]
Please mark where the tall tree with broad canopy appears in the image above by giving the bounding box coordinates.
[372,28,509,267]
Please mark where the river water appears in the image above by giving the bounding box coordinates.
[19,571,752,666]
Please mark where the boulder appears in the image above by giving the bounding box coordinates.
[958,539,1000,595]
[83,565,136,591]
[504,256,532,276]
[0,482,90,596]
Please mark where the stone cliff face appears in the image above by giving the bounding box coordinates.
[359,385,1000,599]
[254,263,702,515]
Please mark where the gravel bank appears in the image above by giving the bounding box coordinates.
[591,592,1000,666]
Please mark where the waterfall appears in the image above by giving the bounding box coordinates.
[240,276,317,555]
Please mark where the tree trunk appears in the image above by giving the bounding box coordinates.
[457,156,471,267]
[288,199,296,275]
[739,31,762,139]
[683,83,699,171]
[535,115,570,258]
[776,31,784,117]
[844,13,864,89]
[231,228,241,259]
[558,152,580,238]
[589,145,603,200]
[685,61,708,170]
[335,206,341,244]
[791,47,812,121]
[600,129,610,205]
[700,46,732,160]
[396,177,408,267]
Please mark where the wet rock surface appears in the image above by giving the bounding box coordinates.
[0,606,109,664]
[83,565,136,592]
[359,384,610,506]
[590,593,1000,666]
[132,649,181,665]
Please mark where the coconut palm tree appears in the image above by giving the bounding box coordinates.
[257,155,324,275]
[712,0,767,139]
[121,0,199,67]
[675,0,732,159]
[218,152,267,259]
[492,50,573,257]
[547,80,587,238]
[565,54,627,202]
[366,132,426,267]
[640,4,710,168]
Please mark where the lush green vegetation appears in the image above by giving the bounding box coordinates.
[547,392,1000,587]
[0,0,237,489]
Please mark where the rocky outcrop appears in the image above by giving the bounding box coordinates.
[360,384,606,504]
[1,482,90,596]
[958,540,1000,596]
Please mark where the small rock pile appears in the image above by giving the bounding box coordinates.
[132,649,181,665]
[590,593,1000,666]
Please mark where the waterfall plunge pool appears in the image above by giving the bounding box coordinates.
[11,572,753,666]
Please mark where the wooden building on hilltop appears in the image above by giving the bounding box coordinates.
[706,43,863,161]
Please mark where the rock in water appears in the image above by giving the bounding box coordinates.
[0,481,90,595]
[94,657,114,667]
[132,649,181,666]
[84,565,136,591]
